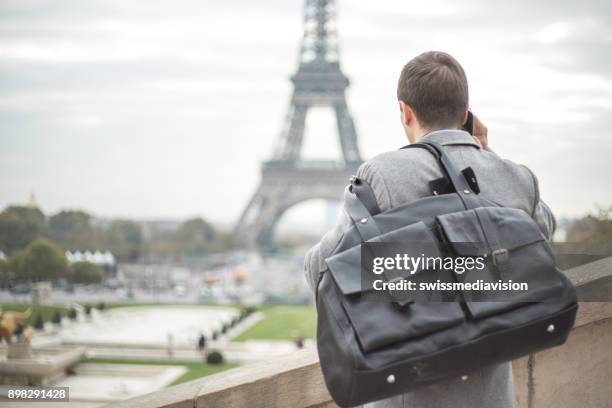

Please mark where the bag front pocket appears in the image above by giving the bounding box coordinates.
[437,206,566,319]
[326,221,465,353]
[340,298,465,353]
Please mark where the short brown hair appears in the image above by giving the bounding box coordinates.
[397,51,469,129]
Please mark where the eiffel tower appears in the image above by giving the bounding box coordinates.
[235,0,362,248]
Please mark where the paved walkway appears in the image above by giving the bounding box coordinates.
[26,309,303,364]
[69,338,307,364]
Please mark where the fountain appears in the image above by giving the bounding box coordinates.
[0,308,85,386]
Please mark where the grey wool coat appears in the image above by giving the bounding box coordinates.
[304,129,556,408]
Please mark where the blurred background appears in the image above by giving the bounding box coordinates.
[0,0,611,406]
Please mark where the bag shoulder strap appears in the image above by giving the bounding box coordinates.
[402,140,479,209]
[344,139,481,240]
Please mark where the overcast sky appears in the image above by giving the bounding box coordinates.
[1,0,611,229]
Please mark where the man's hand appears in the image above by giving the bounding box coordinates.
[472,113,488,149]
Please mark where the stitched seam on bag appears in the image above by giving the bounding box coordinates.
[316,231,346,303]
[351,302,577,375]
[473,209,493,255]
[320,289,358,403]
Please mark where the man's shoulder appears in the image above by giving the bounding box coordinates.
[357,148,434,177]
[355,148,439,210]
[357,146,539,200]
[468,148,540,207]
[483,149,537,186]
[359,147,534,178]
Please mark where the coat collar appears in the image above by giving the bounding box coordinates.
[411,129,480,149]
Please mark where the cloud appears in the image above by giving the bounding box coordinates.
[0,0,611,224]
[535,22,571,44]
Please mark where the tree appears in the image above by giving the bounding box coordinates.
[0,258,11,288]
[104,220,143,262]
[147,217,235,258]
[48,210,97,250]
[567,206,612,248]
[175,218,217,254]
[69,262,104,284]
[11,238,68,283]
[206,350,224,364]
[0,206,46,254]
[33,314,45,330]
[52,310,62,325]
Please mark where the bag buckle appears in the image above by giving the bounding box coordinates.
[491,249,509,266]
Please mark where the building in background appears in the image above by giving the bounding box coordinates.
[65,250,117,275]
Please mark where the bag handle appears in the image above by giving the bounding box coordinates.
[349,176,381,216]
[344,139,479,237]
[343,185,382,241]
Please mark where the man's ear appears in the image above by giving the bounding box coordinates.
[461,108,469,125]
[399,101,413,127]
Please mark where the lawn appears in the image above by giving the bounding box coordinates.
[0,303,69,326]
[82,357,237,385]
[232,305,316,342]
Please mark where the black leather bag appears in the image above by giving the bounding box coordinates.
[316,141,578,407]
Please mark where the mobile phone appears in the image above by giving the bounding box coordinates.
[463,110,474,135]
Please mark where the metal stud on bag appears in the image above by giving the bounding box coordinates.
[360,218,368,224]
[461,375,469,381]
[547,324,555,333]
[386,374,395,384]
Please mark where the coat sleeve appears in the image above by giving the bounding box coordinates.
[303,206,352,291]
[533,200,556,241]
[524,166,556,240]
[303,161,391,292]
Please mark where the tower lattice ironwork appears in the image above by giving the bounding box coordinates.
[235,0,362,248]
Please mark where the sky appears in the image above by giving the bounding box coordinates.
[1,0,612,231]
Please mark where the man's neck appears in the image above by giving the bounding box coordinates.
[414,127,462,143]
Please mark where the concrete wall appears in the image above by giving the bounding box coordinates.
[513,304,612,408]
